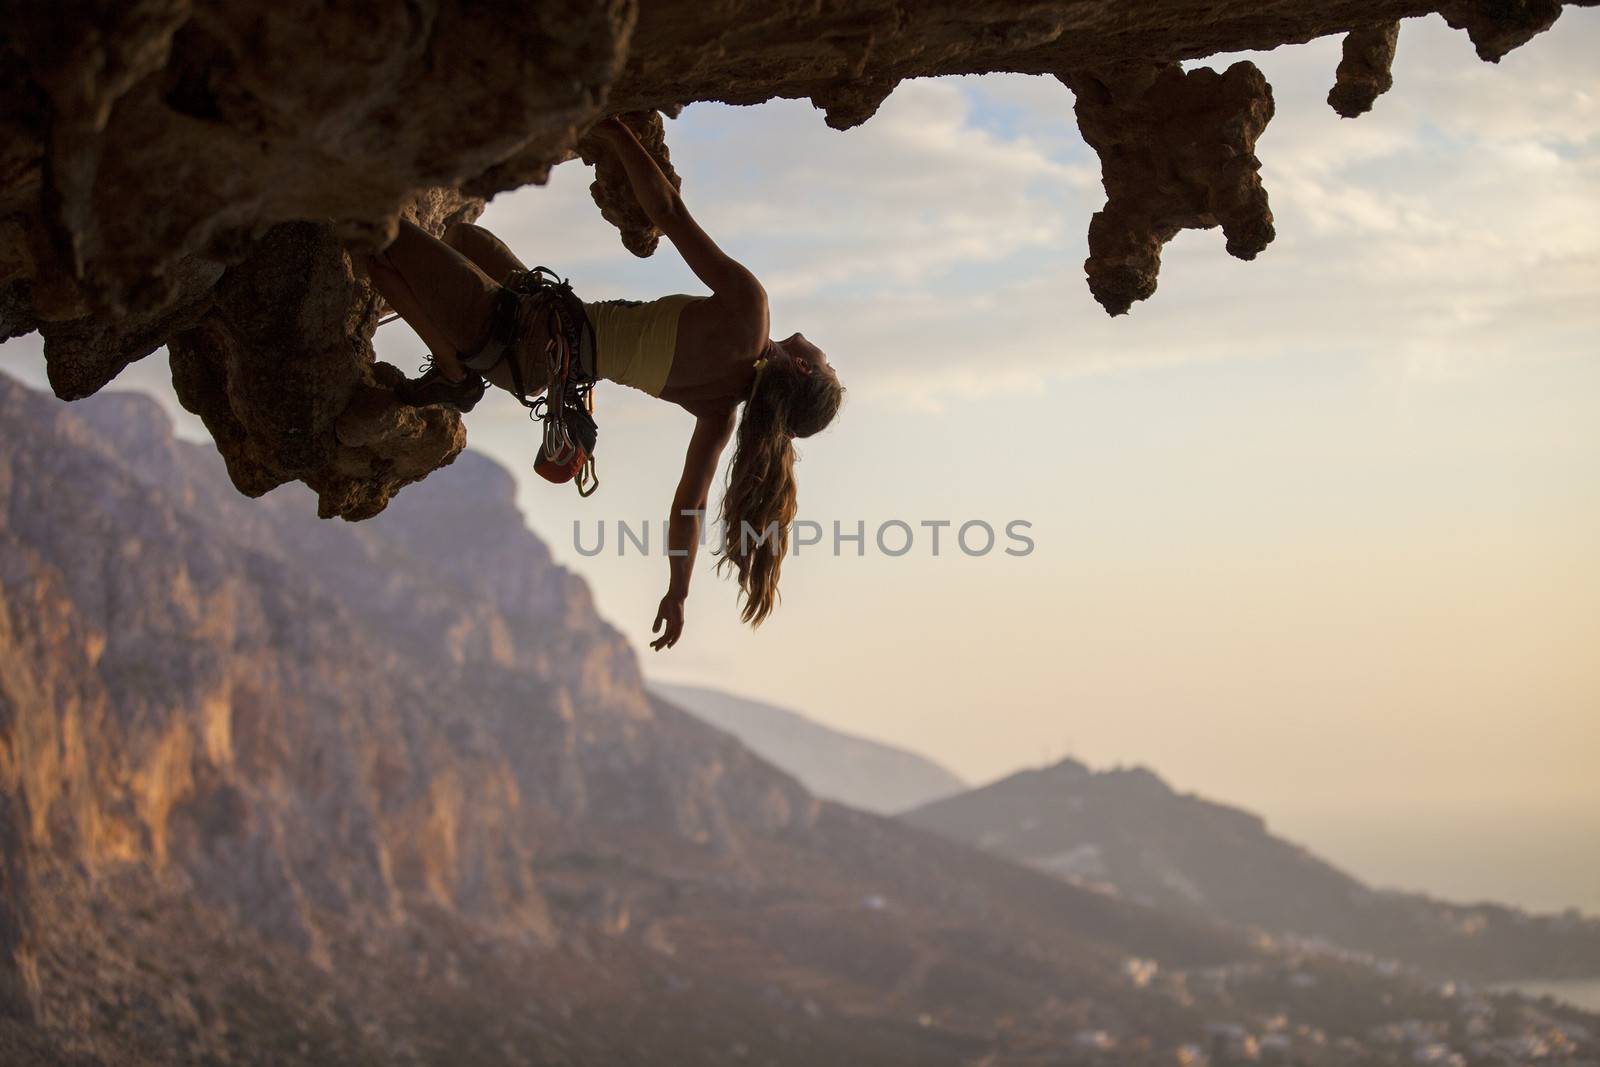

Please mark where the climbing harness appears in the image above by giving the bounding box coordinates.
[465,267,601,497]
[377,271,601,494]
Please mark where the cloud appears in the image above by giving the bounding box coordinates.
[481,78,1096,289]
[663,80,1095,301]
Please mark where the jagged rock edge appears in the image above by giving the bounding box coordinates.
[0,0,1588,516]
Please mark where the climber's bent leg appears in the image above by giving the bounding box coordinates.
[375,220,501,362]
[443,222,528,286]
[365,255,468,381]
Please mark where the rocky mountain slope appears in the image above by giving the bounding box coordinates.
[650,682,967,815]
[3,2,1593,516]
[2,372,1595,1064]
[0,371,1250,1065]
[904,759,1600,983]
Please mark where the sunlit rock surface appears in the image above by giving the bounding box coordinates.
[1061,60,1276,316]
[1328,22,1403,117]
[0,374,1231,1063]
[0,0,1592,512]
[4,375,1599,1062]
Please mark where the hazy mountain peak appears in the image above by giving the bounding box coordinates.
[649,681,967,815]
[905,757,1600,982]
[1037,757,1091,780]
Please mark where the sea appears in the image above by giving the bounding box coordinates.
[1497,979,1600,1014]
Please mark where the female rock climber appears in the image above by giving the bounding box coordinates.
[362,116,844,651]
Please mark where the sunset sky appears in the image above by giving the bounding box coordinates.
[6,10,1596,912]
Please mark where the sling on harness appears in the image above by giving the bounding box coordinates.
[464,268,601,497]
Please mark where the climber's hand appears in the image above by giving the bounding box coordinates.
[591,116,633,145]
[650,593,685,651]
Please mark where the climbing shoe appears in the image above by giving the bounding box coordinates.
[395,358,485,413]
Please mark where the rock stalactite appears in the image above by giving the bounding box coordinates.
[576,111,682,259]
[1060,61,1276,317]
[1441,0,1579,60]
[0,0,1592,515]
[1329,23,1403,118]
[166,190,480,519]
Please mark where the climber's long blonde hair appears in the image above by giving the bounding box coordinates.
[717,359,844,626]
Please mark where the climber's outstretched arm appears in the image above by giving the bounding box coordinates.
[652,407,737,651]
[591,118,764,300]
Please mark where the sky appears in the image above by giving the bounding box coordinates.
[4,11,1597,914]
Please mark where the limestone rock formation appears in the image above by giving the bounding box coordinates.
[1329,22,1403,118]
[166,189,482,519]
[0,373,815,956]
[1061,61,1276,316]
[1441,0,1577,59]
[575,110,681,258]
[0,1,1592,514]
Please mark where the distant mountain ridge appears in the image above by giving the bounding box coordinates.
[902,758,1600,982]
[649,681,966,815]
[636,675,1600,984]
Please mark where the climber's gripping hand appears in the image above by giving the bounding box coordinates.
[650,591,685,651]
[586,116,625,145]
[583,115,644,154]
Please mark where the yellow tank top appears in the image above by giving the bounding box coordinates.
[583,295,699,397]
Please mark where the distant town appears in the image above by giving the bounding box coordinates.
[1061,936,1596,1066]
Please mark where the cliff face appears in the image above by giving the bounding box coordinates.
[2,373,1596,1063]
[0,370,813,961]
[0,371,1241,1064]
[1,1,1591,518]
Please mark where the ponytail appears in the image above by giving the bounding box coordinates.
[717,359,843,625]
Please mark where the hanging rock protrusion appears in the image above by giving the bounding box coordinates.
[1328,23,1401,118]
[577,111,682,259]
[2,0,1592,515]
[166,190,479,519]
[1060,61,1276,317]
[1441,0,1574,62]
